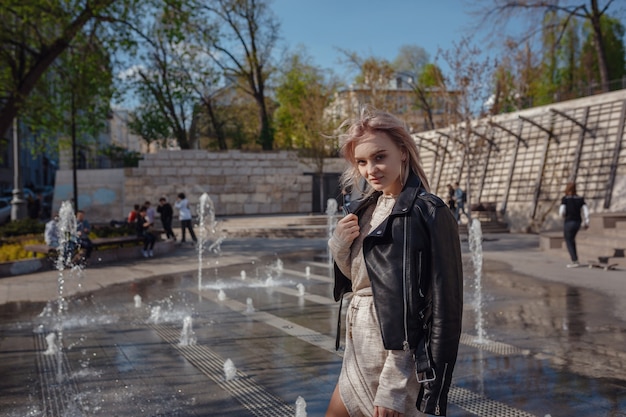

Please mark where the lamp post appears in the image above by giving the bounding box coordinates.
[71,90,78,212]
[10,117,26,220]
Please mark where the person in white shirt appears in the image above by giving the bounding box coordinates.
[174,193,197,244]
[144,201,156,225]
[44,214,59,247]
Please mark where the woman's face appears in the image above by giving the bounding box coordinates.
[354,131,405,196]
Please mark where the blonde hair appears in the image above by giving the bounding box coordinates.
[338,107,431,196]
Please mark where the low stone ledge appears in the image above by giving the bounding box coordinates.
[539,232,565,250]
[0,241,175,278]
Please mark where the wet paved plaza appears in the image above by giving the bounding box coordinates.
[0,235,625,417]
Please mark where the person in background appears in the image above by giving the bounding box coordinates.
[75,210,93,260]
[447,183,456,212]
[44,213,59,248]
[454,181,467,224]
[128,204,140,224]
[157,197,176,241]
[326,108,463,417]
[144,201,156,225]
[136,206,156,258]
[175,192,197,244]
[559,182,589,268]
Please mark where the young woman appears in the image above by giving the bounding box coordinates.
[327,108,463,417]
[559,182,589,268]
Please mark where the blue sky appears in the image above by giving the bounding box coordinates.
[271,0,626,81]
[271,0,493,77]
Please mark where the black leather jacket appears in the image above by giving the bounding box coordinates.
[333,171,463,416]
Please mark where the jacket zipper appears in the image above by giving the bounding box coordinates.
[417,251,423,297]
[434,362,449,415]
[402,215,409,351]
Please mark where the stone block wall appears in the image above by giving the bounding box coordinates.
[54,169,127,221]
[53,150,325,223]
[125,150,313,218]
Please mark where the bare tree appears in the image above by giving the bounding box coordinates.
[392,45,440,130]
[393,44,430,77]
[339,50,397,112]
[198,0,279,150]
[274,49,339,211]
[130,21,197,150]
[472,0,619,92]
[437,37,495,219]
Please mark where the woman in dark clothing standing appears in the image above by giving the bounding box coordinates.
[559,182,589,268]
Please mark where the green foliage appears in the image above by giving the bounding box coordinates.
[579,15,626,88]
[0,219,45,238]
[0,0,144,140]
[273,50,338,160]
[418,63,444,88]
[489,10,626,114]
[22,34,115,156]
[100,144,143,167]
[128,105,172,147]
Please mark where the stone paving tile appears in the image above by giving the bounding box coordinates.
[0,235,625,416]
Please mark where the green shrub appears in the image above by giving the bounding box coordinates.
[0,218,45,238]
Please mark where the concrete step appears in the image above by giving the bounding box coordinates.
[542,236,624,265]
[542,244,624,266]
[577,233,626,252]
[588,212,626,231]
[602,227,626,237]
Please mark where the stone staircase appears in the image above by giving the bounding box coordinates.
[540,212,626,268]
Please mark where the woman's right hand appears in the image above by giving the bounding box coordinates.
[334,213,360,246]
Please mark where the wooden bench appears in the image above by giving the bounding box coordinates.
[25,235,144,257]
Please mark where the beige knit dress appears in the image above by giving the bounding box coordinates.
[329,195,422,417]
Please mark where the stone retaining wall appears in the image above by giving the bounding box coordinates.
[54,151,345,223]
